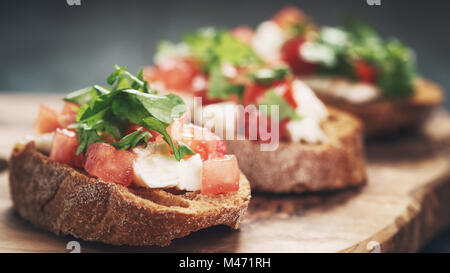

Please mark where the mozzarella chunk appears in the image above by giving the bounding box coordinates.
[292,79,328,123]
[21,132,54,154]
[286,117,328,144]
[252,21,285,62]
[303,76,380,104]
[133,147,203,191]
[284,80,329,144]
[196,102,238,138]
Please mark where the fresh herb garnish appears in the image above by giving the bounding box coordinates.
[303,21,417,97]
[64,65,194,161]
[258,90,302,121]
[183,28,261,72]
[249,66,291,86]
[111,129,151,150]
[208,66,245,100]
[63,85,109,105]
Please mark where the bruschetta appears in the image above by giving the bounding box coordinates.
[244,6,444,136]
[9,66,251,246]
[144,28,367,193]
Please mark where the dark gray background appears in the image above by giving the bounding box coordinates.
[0,0,450,252]
[0,0,449,108]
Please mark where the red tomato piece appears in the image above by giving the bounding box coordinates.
[166,121,222,161]
[215,140,227,158]
[272,79,297,108]
[201,155,240,194]
[143,66,161,84]
[243,83,268,106]
[84,143,136,186]
[230,26,255,45]
[244,79,296,108]
[238,106,289,143]
[354,60,377,83]
[57,114,77,129]
[61,102,80,115]
[178,124,222,161]
[49,129,85,167]
[58,102,80,128]
[281,37,317,75]
[156,58,202,91]
[34,104,60,134]
[272,6,308,29]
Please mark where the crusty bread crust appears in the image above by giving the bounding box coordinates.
[315,78,444,136]
[8,143,251,246]
[226,107,366,193]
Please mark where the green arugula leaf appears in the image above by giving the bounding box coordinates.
[208,66,245,100]
[183,28,261,71]
[111,94,148,124]
[309,21,417,97]
[122,89,186,124]
[141,116,177,158]
[63,84,110,106]
[140,117,194,161]
[376,39,415,97]
[70,119,121,155]
[66,66,192,160]
[64,86,100,105]
[108,65,151,93]
[76,93,115,126]
[177,141,196,159]
[112,129,151,150]
[75,127,101,156]
[258,89,302,121]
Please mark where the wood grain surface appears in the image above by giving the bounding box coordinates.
[0,93,449,253]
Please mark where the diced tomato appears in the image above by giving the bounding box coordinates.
[281,37,317,75]
[354,60,377,83]
[179,125,222,161]
[58,102,80,128]
[272,6,308,29]
[49,129,85,167]
[57,114,76,129]
[243,79,296,108]
[230,26,255,45]
[84,143,136,186]
[272,79,297,108]
[125,124,160,142]
[239,106,289,142]
[156,58,203,91]
[243,83,267,106]
[215,140,227,158]
[144,60,219,105]
[61,102,80,115]
[143,66,161,84]
[34,104,60,134]
[201,155,240,194]
[166,122,222,161]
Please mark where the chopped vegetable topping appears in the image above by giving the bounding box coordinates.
[183,28,261,71]
[301,21,417,97]
[64,65,195,161]
[258,89,302,121]
[248,66,291,86]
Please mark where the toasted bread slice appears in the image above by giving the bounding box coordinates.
[9,142,251,246]
[225,107,366,193]
[309,78,444,136]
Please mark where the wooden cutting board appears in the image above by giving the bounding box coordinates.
[0,94,449,253]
